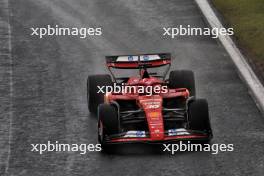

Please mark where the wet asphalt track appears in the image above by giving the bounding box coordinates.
[2,0,264,175]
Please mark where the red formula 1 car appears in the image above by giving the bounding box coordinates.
[87,53,213,149]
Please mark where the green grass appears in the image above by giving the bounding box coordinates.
[212,0,264,61]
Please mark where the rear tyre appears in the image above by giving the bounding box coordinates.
[168,70,196,96]
[98,104,120,151]
[87,74,112,114]
[188,99,213,140]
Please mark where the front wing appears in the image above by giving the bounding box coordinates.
[105,128,211,144]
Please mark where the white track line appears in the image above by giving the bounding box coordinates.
[195,0,264,114]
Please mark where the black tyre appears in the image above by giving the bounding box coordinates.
[168,70,196,96]
[98,104,120,151]
[87,74,112,114]
[98,104,120,139]
[188,99,212,137]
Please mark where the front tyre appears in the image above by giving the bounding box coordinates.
[87,74,112,114]
[98,104,120,151]
[188,99,213,139]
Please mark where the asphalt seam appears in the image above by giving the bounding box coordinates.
[195,0,264,115]
[0,0,13,175]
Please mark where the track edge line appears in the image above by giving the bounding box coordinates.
[195,0,264,115]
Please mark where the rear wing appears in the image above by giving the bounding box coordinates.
[105,53,171,69]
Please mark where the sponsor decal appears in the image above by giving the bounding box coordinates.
[147,105,160,109]
[128,55,134,61]
[116,55,161,62]
[143,55,149,61]
[124,131,146,138]
[168,128,190,136]
[149,112,159,118]
[136,131,145,137]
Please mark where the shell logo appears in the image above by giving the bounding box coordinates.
[149,112,159,118]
